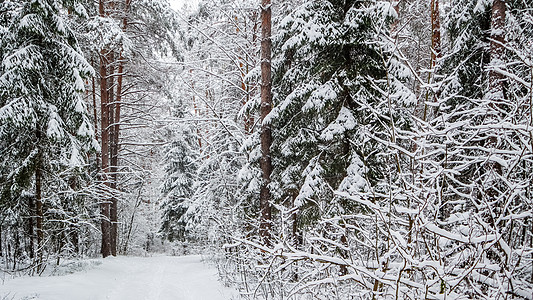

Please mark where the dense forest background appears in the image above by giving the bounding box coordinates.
[1,0,533,299]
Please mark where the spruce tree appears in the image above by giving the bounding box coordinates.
[160,104,199,243]
[0,0,95,264]
[270,0,413,234]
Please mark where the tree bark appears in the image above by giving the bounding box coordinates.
[259,0,272,246]
[107,50,117,256]
[27,196,35,259]
[430,0,441,63]
[109,0,131,256]
[92,59,98,140]
[99,0,111,259]
[423,0,441,122]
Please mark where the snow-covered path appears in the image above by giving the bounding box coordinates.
[1,255,237,300]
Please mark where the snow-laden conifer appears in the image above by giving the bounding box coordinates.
[160,101,199,243]
[0,0,95,267]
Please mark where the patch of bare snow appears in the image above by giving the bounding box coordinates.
[1,255,237,300]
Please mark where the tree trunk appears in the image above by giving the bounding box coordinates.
[100,56,111,258]
[27,195,35,259]
[109,92,118,257]
[485,0,506,180]
[423,0,442,122]
[91,58,98,140]
[489,0,506,100]
[99,0,111,258]
[259,0,272,246]
[35,138,44,270]
[107,50,117,256]
[430,0,441,63]
[110,0,131,256]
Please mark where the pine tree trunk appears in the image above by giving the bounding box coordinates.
[430,0,441,63]
[485,0,506,180]
[109,0,130,257]
[27,196,35,259]
[99,0,111,258]
[92,58,98,138]
[259,0,272,246]
[109,91,119,257]
[422,0,441,122]
[100,56,111,258]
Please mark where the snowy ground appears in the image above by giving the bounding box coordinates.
[0,255,238,300]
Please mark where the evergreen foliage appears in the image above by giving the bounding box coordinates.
[0,0,96,264]
[270,0,413,233]
[160,103,198,242]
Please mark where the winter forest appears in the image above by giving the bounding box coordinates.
[1,0,533,299]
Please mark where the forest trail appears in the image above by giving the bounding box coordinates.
[0,255,237,300]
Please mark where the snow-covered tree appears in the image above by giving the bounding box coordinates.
[0,0,95,266]
[411,0,533,297]
[271,0,412,238]
[230,0,418,298]
[73,0,181,256]
[168,0,259,249]
[159,102,199,243]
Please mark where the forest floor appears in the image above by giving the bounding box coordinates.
[0,255,237,300]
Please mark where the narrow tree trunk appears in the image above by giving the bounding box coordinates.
[100,58,111,258]
[91,58,98,139]
[489,0,506,100]
[422,0,442,122]
[27,196,35,259]
[107,50,118,256]
[430,0,441,63]
[35,140,44,270]
[259,0,272,246]
[100,55,111,258]
[110,0,131,256]
[485,0,506,178]
[109,90,118,257]
[13,230,19,270]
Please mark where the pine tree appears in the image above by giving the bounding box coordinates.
[259,0,273,245]
[173,0,259,248]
